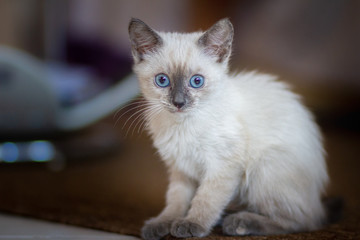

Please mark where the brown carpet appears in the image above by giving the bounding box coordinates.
[0,114,359,240]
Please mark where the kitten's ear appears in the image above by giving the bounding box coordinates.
[198,18,234,64]
[128,18,163,62]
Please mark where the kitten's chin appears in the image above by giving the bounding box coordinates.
[167,107,189,114]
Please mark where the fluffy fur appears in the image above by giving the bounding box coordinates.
[128,18,329,240]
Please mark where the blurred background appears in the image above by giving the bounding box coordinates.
[1,0,359,135]
[0,0,359,239]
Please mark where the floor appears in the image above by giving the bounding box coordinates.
[0,111,359,239]
[0,213,140,240]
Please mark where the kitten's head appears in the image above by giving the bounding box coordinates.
[128,18,233,115]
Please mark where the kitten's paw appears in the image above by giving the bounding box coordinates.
[223,211,285,236]
[222,213,249,236]
[170,219,208,238]
[141,219,171,240]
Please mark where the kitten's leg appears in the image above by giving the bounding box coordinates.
[221,148,326,236]
[170,164,240,238]
[222,211,287,236]
[142,168,196,240]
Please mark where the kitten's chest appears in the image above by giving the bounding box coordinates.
[149,116,241,179]
[153,123,205,162]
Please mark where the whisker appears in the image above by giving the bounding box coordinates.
[137,117,148,134]
[135,105,163,135]
[113,100,157,128]
[139,106,163,134]
[131,110,151,136]
[114,104,145,128]
[115,97,165,137]
[128,105,158,136]
[122,106,147,131]
[113,101,141,120]
[121,102,159,132]
[113,96,147,119]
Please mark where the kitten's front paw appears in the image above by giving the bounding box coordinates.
[222,213,249,236]
[170,219,208,238]
[141,219,171,240]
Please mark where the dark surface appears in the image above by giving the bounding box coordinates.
[0,111,359,239]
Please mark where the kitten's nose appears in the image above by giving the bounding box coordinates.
[173,100,185,109]
[172,91,186,109]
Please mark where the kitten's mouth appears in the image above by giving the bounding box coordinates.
[165,101,192,113]
[167,107,186,113]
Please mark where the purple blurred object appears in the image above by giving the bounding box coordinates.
[66,33,132,82]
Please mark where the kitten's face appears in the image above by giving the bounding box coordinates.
[133,32,221,114]
[128,18,233,115]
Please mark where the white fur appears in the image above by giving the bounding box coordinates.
[130,20,329,238]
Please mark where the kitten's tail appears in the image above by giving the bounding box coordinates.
[323,196,344,224]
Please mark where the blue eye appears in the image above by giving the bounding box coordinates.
[189,75,204,88]
[155,74,170,88]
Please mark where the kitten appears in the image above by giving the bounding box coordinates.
[128,18,329,239]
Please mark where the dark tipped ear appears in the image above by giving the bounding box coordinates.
[128,18,163,62]
[198,18,234,63]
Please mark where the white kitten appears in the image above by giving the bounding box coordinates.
[128,18,328,240]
